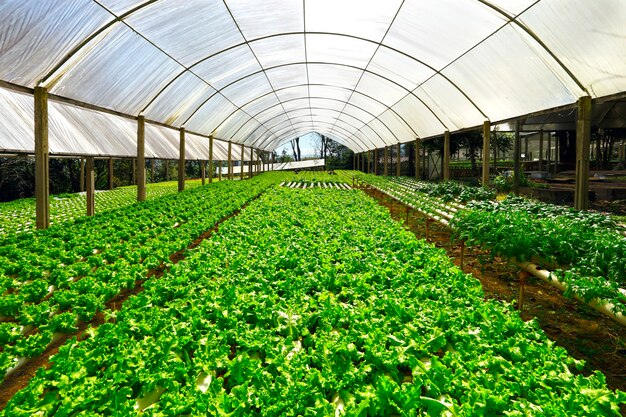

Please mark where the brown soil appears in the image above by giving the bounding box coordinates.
[0,195,260,410]
[362,186,626,409]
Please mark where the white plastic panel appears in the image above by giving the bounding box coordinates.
[392,94,449,139]
[185,133,209,161]
[144,72,216,126]
[126,0,243,67]
[310,98,345,113]
[443,24,580,122]
[274,85,310,103]
[305,0,402,42]
[386,0,505,70]
[0,1,110,87]
[306,34,378,68]
[309,85,353,103]
[347,93,388,117]
[49,100,137,157]
[250,35,306,68]
[220,114,255,139]
[355,72,408,107]
[185,93,239,133]
[145,124,179,159]
[341,104,376,126]
[368,46,435,90]
[50,24,182,114]
[265,65,308,91]
[488,0,536,16]
[520,0,626,98]
[193,44,261,90]
[225,0,303,40]
[221,72,273,107]
[212,138,230,160]
[244,95,282,118]
[364,118,399,144]
[377,110,417,142]
[98,0,144,15]
[308,64,362,90]
[0,88,35,153]
[415,74,484,131]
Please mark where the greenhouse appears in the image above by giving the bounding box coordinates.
[1,0,626,415]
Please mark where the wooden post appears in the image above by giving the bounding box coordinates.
[79,157,85,192]
[493,133,497,174]
[538,131,544,171]
[443,131,450,181]
[228,142,233,180]
[201,160,206,185]
[178,127,185,192]
[482,121,490,187]
[415,139,421,180]
[34,86,50,230]
[575,95,592,211]
[137,116,146,202]
[554,134,559,175]
[248,148,254,178]
[547,132,552,174]
[219,161,223,181]
[208,136,214,184]
[374,148,378,175]
[396,143,401,176]
[240,143,245,180]
[384,146,389,176]
[108,157,114,190]
[524,136,529,161]
[86,156,95,216]
[513,120,521,195]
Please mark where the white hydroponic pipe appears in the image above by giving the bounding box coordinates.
[366,183,626,328]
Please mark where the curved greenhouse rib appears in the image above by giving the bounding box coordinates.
[242,106,390,149]
[240,96,401,149]
[183,62,437,140]
[222,89,411,148]
[140,31,488,126]
[39,0,161,87]
[475,0,588,95]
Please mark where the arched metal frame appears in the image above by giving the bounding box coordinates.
[34,0,588,152]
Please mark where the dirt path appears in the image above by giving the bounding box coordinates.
[362,186,626,399]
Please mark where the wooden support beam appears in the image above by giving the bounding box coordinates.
[178,127,185,192]
[575,96,592,211]
[86,156,95,216]
[208,136,214,184]
[374,148,378,175]
[34,86,50,230]
[513,120,521,195]
[415,139,421,180]
[137,116,146,202]
[201,160,206,185]
[240,143,245,180]
[79,157,85,192]
[396,143,401,176]
[227,142,232,180]
[108,157,114,190]
[538,131,544,171]
[248,148,253,178]
[384,146,389,176]
[482,121,490,187]
[547,132,552,173]
[443,131,450,181]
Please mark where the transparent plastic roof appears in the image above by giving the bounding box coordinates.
[1,0,625,154]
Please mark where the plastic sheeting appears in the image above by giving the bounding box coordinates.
[0,86,254,161]
[1,1,625,153]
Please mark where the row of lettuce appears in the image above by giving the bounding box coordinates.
[3,186,624,415]
[0,180,206,238]
[0,173,288,382]
[350,172,626,316]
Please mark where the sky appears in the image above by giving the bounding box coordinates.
[274,132,320,159]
